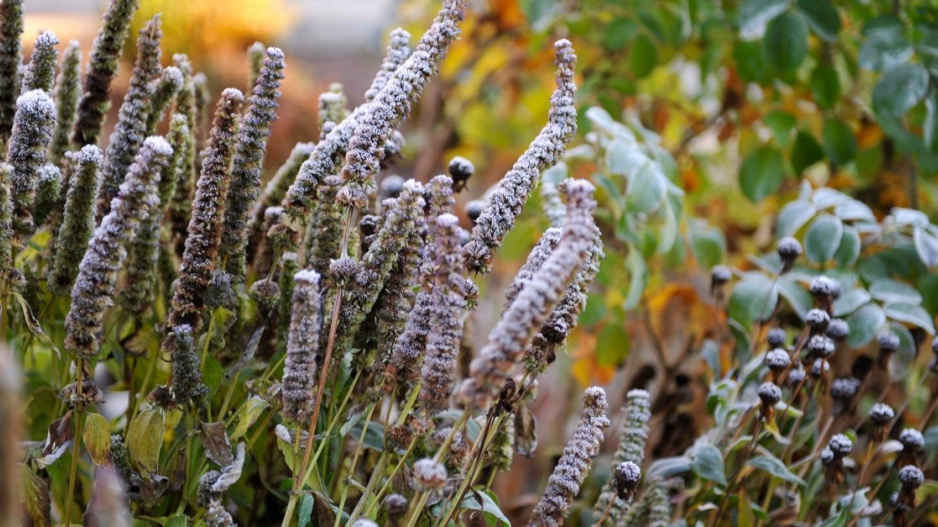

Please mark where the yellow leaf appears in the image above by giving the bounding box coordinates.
[127,407,164,476]
[82,413,112,467]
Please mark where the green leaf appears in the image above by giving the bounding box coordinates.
[777,199,817,237]
[596,323,630,367]
[585,106,615,130]
[809,66,840,109]
[738,0,789,40]
[747,455,806,485]
[729,274,779,329]
[833,226,860,267]
[804,215,844,264]
[914,227,938,267]
[833,288,871,317]
[733,40,767,83]
[739,146,785,203]
[691,443,727,487]
[630,32,658,78]
[791,131,824,174]
[869,278,922,305]
[822,119,857,165]
[624,248,648,310]
[461,488,511,527]
[834,199,875,223]
[764,12,809,71]
[298,495,315,527]
[606,139,648,176]
[846,304,886,348]
[859,16,912,71]
[626,162,666,214]
[230,395,270,441]
[203,355,223,396]
[165,515,188,527]
[926,91,938,151]
[689,220,727,270]
[795,0,840,42]
[83,413,112,467]
[872,63,930,119]
[778,276,813,321]
[603,17,636,49]
[127,408,164,476]
[764,110,796,147]
[886,303,936,334]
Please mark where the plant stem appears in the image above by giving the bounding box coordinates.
[332,402,377,526]
[64,358,86,526]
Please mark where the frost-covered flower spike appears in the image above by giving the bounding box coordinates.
[282,269,323,422]
[339,0,465,196]
[144,65,183,135]
[48,40,81,165]
[460,179,596,413]
[96,15,163,223]
[64,136,171,358]
[163,88,243,357]
[6,89,55,238]
[0,0,24,145]
[220,46,286,283]
[529,386,610,527]
[419,213,467,416]
[594,388,651,525]
[22,31,59,94]
[72,0,141,148]
[464,40,577,273]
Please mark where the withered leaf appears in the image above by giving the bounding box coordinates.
[19,464,51,527]
[200,421,233,468]
[312,491,336,527]
[36,410,73,469]
[210,443,245,493]
[83,413,112,467]
[127,407,164,476]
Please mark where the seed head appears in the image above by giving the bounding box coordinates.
[466,199,484,223]
[413,458,447,491]
[830,377,860,400]
[869,403,895,426]
[380,174,404,198]
[879,332,900,352]
[383,493,408,520]
[765,348,790,372]
[758,382,782,406]
[767,327,787,348]
[806,308,830,332]
[899,428,924,452]
[614,461,641,500]
[777,236,802,272]
[809,275,840,298]
[898,465,924,488]
[827,434,853,457]
[826,319,849,340]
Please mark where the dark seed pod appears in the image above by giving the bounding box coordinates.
[465,199,484,223]
[710,265,731,300]
[777,236,802,273]
[758,382,782,422]
[826,318,849,340]
[827,433,853,457]
[448,155,474,191]
[807,335,835,359]
[380,174,404,199]
[614,461,641,501]
[805,308,830,333]
[767,327,786,348]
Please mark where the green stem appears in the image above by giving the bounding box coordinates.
[332,402,377,526]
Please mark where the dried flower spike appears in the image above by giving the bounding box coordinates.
[529,386,609,527]
[48,40,81,165]
[282,270,323,422]
[593,388,650,526]
[0,0,24,146]
[464,40,577,273]
[22,31,59,94]
[6,89,55,238]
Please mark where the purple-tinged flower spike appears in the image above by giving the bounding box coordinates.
[71,0,141,148]
[220,47,286,283]
[280,27,412,224]
[460,180,596,413]
[366,28,411,102]
[95,16,163,223]
[167,324,208,408]
[503,228,562,311]
[246,41,265,93]
[48,145,102,295]
[118,188,162,317]
[464,40,577,273]
[340,0,465,197]
[144,65,183,135]
[247,142,313,259]
[22,31,59,94]
[282,269,323,422]
[302,175,343,278]
[318,83,348,129]
[83,467,132,527]
[6,89,55,238]
[337,180,426,359]
[168,54,198,260]
[594,388,651,526]
[160,114,189,208]
[369,223,423,360]
[32,163,60,227]
[419,213,467,416]
[64,137,170,358]
[529,387,610,527]
[48,40,81,165]
[0,164,13,275]
[541,180,566,228]
[163,88,244,357]
[0,0,24,147]
[205,500,235,527]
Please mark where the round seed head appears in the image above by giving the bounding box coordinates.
[711,265,731,285]
[807,335,836,358]
[380,175,405,198]
[878,332,900,352]
[465,200,485,223]
[360,214,380,236]
[614,461,641,499]
[809,275,838,297]
[413,458,447,491]
[810,358,830,379]
[820,447,835,465]
[826,319,850,340]
[383,493,408,519]
[788,364,806,387]
[869,403,895,426]
[830,377,860,400]
[898,465,924,489]
[767,327,787,348]
[448,156,474,184]
[806,308,831,332]
[766,348,790,371]
[899,428,924,451]
[758,382,782,406]
[827,434,853,457]
[777,237,802,261]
